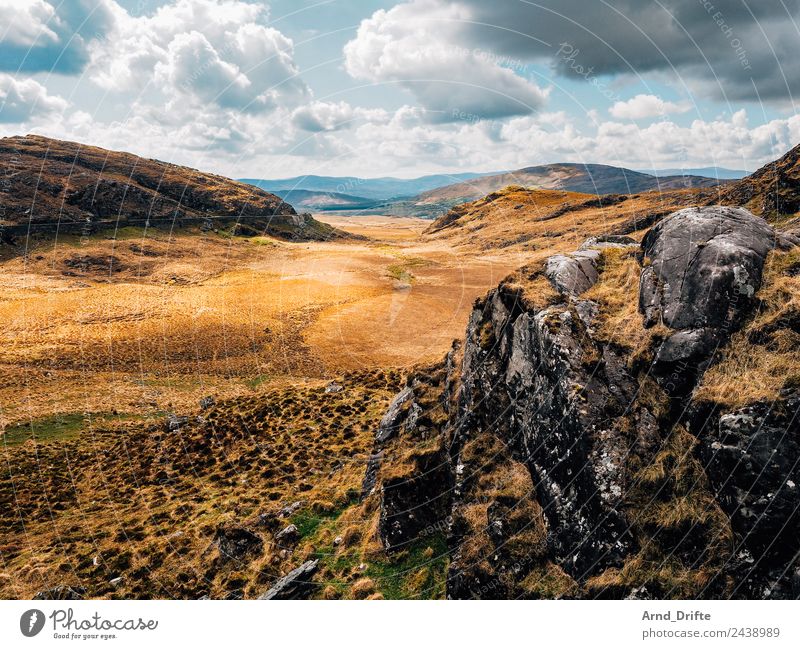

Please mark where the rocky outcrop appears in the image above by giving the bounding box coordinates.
[639,207,778,391]
[691,392,800,598]
[365,204,799,599]
[258,560,319,600]
[718,142,800,217]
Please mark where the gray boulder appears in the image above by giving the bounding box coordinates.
[258,559,319,600]
[274,524,299,545]
[639,206,776,331]
[544,249,601,296]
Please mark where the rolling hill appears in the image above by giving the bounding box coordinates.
[0,135,342,242]
[384,163,727,218]
[270,188,382,211]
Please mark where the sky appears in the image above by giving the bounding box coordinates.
[0,0,799,179]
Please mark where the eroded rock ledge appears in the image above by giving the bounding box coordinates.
[364,206,800,599]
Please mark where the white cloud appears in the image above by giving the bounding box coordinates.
[90,0,308,112]
[292,101,387,132]
[0,0,58,47]
[609,94,691,120]
[344,0,549,122]
[0,73,67,123]
[0,0,117,74]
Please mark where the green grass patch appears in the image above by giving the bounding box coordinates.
[248,236,279,247]
[2,411,149,446]
[3,412,88,446]
[366,534,448,600]
[386,257,429,283]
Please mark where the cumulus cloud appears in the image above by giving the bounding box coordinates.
[291,101,387,132]
[281,105,798,178]
[609,94,691,120]
[344,0,549,122]
[92,0,308,113]
[0,73,67,123]
[0,0,116,74]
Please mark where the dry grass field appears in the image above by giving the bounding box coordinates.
[0,213,521,598]
[0,216,517,431]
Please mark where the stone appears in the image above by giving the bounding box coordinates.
[324,381,343,393]
[166,414,188,431]
[580,234,638,249]
[375,386,414,443]
[639,206,776,331]
[274,524,299,545]
[258,560,319,600]
[33,585,85,600]
[360,450,383,500]
[544,249,601,296]
[276,501,303,518]
[199,396,215,410]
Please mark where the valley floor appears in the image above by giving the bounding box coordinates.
[0,215,519,431]
[0,214,521,599]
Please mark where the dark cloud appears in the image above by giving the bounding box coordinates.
[456,0,800,103]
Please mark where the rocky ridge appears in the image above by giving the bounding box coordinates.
[364,205,800,599]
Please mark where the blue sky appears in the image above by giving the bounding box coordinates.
[1,0,798,178]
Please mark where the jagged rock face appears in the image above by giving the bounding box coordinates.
[692,393,800,597]
[380,448,452,552]
[451,288,636,582]
[367,205,798,599]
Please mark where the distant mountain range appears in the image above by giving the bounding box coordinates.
[379,163,730,218]
[641,166,749,180]
[242,163,735,219]
[239,172,496,201]
[269,189,382,211]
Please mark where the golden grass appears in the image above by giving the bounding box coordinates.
[696,247,800,407]
[0,370,403,599]
[583,247,671,357]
